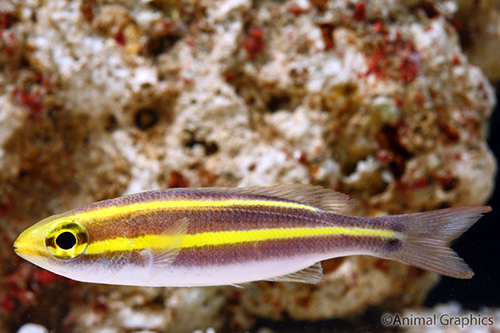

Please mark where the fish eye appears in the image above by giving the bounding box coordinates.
[46,220,88,260]
[56,231,77,250]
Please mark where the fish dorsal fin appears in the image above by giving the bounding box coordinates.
[169,185,355,215]
[265,262,323,284]
[133,217,189,269]
[234,185,355,215]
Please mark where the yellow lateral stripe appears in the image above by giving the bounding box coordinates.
[85,227,398,255]
[74,199,320,222]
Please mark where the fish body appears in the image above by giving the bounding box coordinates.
[14,185,491,287]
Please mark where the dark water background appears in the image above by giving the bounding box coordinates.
[425,83,500,309]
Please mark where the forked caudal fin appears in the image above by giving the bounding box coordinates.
[387,206,491,279]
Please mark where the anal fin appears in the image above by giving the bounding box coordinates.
[265,262,323,284]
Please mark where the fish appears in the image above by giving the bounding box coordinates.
[13,185,491,287]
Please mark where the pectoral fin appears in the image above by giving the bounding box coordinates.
[132,217,189,269]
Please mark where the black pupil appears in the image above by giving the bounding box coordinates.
[56,232,77,250]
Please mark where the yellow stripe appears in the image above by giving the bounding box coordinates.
[74,199,320,222]
[86,227,398,255]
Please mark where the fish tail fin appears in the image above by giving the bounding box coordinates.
[386,206,491,279]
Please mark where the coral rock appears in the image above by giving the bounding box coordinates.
[0,0,496,331]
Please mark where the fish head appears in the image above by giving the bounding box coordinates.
[14,214,90,278]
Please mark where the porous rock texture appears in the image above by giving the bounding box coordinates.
[0,0,496,331]
[457,0,500,82]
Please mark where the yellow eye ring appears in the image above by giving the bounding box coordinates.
[46,220,88,260]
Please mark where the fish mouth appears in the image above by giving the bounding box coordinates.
[13,243,29,257]
[13,244,42,263]
[13,233,35,259]
[13,226,37,257]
